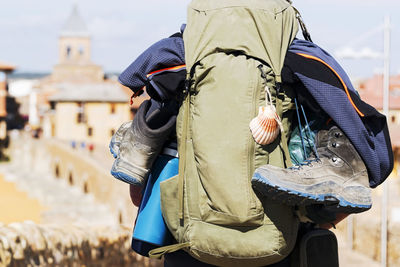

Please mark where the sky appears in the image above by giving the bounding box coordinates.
[0,0,399,79]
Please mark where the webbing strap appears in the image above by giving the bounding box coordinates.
[292,6,312,42]
[178,85,190,221]
[276,83,292,168]
[275,75,282,84]
[149,242,190,259]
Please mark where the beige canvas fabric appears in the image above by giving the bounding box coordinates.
[184,0,299,83]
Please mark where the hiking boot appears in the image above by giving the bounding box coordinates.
[252,126,371,213]
[109,121,132,158]
[110,100,176,186]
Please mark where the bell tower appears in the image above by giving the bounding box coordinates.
[59,5,91,64]
[52,5,103,82]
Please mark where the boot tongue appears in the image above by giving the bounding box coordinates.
[315,123,338,149]
[316,146,333,158]
[315,129,330,149]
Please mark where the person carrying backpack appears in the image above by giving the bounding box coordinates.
[110,0,393,266]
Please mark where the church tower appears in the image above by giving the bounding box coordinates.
[52,5,104,82]
[59,5,91,65]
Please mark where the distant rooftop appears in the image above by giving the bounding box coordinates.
[49,83,129,103]
[8,72,49,80]
[389,123,400,148]
[61,5,90,37]
[0,61,16,72]
[358,74,400,110]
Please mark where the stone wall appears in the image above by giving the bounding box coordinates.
[0,222,162,267]
[10,134,135,226]
[1,132,153,266]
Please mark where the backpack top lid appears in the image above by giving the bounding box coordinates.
[184,0,299,83]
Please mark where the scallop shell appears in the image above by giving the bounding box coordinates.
[249,106,281,145]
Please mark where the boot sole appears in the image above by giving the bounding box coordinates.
[252,172,371,213]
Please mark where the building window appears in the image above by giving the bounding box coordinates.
[77,113,84,123]
[88,127,93,137]
[79,45,84,55]
[110,129,115,137]
[76,102,85,123]
[68,172,74,185]
[83,182,89,194]
[0,72,5,82]
[392,116,396,123]
[119,211,123,224]
[50,101,56,110]
[110,103,116,114]
[66,46,71,58]
[55,164,60,178]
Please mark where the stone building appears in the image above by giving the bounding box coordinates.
[36,5,139,146]
[0,61,15,119]
[48,83,131,145]
[0,61,15,159]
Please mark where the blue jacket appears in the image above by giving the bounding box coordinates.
[286,39,393,187]
[119,33,393,188]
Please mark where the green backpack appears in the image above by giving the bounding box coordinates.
[151,1,300,266]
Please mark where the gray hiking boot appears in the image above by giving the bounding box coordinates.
[110,100,176,186]
[109,121,132,158]
[252,126,372,213]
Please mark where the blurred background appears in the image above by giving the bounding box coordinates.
[0,0,399,266]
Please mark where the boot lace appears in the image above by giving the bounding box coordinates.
[289,98,321,170]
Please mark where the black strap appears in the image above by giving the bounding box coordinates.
[293,7,313,42]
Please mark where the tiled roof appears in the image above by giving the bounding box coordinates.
[358,74,400,110]
[48,83,129,103]
[61,5,90,37]
[0,61,16,72]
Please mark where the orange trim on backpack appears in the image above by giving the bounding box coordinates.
[147,64,186,77]
[296,53,364,117]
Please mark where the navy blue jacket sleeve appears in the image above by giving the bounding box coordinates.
[118,35,185,95]
[287,39,393,187]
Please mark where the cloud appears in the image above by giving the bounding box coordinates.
[88,18,136,40]
[335,46,383,59]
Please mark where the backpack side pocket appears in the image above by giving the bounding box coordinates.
[160,175,180,240]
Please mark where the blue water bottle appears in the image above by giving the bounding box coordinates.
[131,146,178,256]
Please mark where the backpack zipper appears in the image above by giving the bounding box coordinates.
[177,79,191,223]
